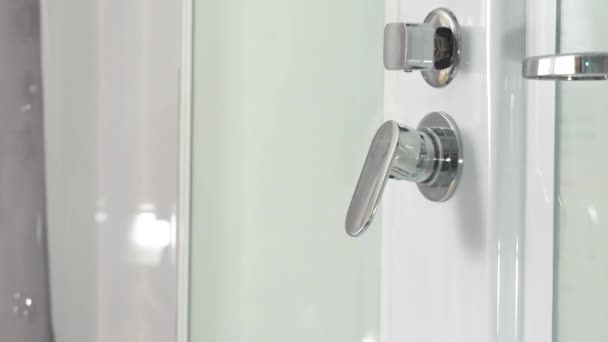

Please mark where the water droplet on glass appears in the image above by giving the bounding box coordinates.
[20,103,32,113]
[27,83,38,94]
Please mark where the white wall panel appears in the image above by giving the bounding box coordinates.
[384,1,526,341]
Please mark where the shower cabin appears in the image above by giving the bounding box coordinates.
[1,0,606,341]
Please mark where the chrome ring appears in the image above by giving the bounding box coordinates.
[421,8,462,88]
[416,112,463,202]
[523,52,608,80]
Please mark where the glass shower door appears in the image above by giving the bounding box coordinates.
[554,0,608,340]
[525,0,608,340]
[189,0,384,341]
[523,0,608,339]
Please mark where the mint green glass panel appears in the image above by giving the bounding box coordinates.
[189,1,384,341]
[555,1,608,341]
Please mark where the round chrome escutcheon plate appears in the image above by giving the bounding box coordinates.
[417,112,463,202]
[421,8,462,88]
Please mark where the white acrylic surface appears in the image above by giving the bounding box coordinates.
[523,0,556,341]
[41,1,183,341]
[189,0,384,341]
[384,1,526,341]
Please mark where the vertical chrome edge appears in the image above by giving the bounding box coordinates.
[177,0,193,341]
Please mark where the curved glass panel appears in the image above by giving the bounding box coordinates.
[555,0,608,340]
[189,1,384,341]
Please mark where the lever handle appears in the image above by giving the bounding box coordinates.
[345,121,434,236]
[345,113,463,237]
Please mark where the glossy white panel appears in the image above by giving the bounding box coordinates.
[41,1,183,341]
[523,0,556,341]
[383,0,526,341]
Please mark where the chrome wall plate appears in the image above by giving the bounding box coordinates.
[421,8,462,88]
[417,112,463,201]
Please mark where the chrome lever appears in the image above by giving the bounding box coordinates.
[384,8,462,88]
[345,112,463,237]
[523,52,608,80]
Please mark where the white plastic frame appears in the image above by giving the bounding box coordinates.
[177,0,193,341]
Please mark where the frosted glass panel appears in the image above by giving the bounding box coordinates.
[189,1,383,341]
[555,1,608,341]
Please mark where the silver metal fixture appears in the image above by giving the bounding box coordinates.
[346,112,462,237]
[384,8,461,88]
[523,52,608,80]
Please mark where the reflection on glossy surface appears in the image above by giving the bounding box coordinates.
[190,0,383,340]
[130,210,173,265]
[42,1,182,341]
[131,211,172,250]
